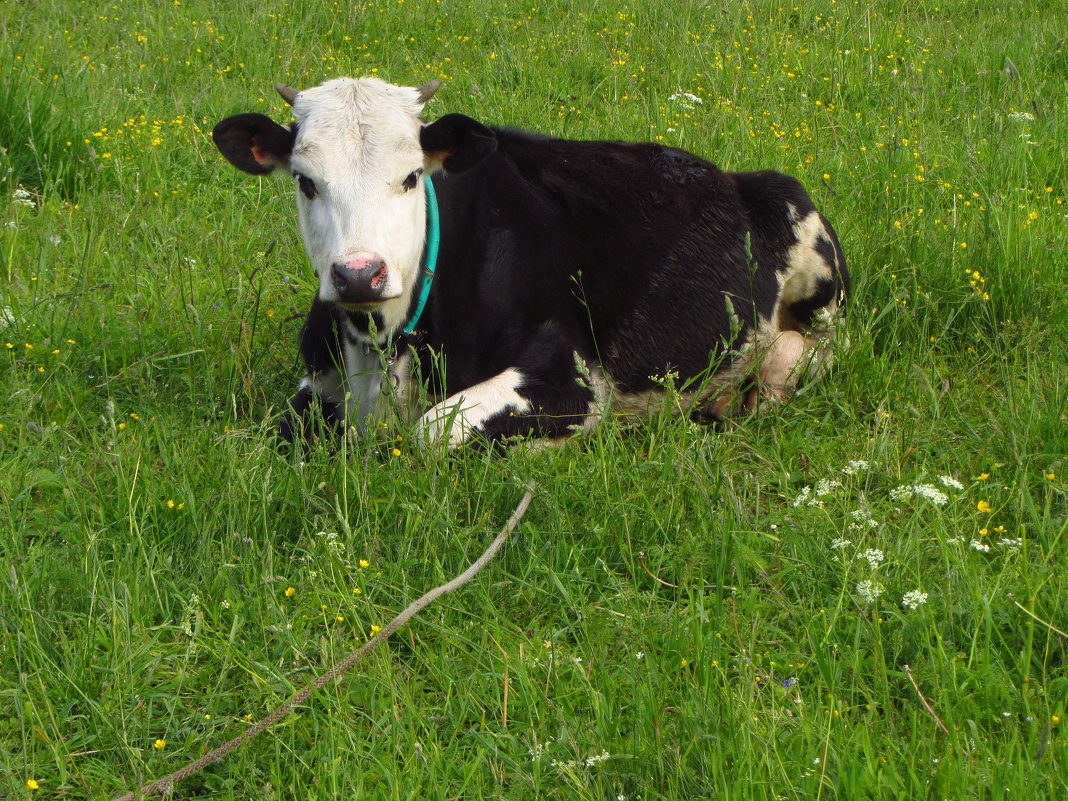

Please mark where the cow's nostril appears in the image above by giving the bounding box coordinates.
[368,261,388,288]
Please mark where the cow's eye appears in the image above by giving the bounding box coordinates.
[401,168,423,192]
[294,172,317,200]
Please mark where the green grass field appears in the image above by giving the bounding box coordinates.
[2,0,1066,798]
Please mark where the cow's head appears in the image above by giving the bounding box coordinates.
[213,77,496,335]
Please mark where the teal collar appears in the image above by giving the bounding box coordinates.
[403,175,440,334]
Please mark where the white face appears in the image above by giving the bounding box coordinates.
[287,78,431,333]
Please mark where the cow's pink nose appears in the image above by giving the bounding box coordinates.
[337,252,388,285]
[329,252,392,305]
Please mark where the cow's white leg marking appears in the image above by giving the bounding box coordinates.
[336,338,384,432]
[418,367,531,448]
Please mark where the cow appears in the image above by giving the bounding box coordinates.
[212,77,849,448]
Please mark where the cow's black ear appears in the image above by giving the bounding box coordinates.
[420,113,497,173]
[213,113,295,175]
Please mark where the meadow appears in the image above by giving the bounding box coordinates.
[1,0,1065,798]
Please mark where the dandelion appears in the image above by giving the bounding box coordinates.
[901,590,928,609]
[359,559,370,568]
[27,779,40,790]
[284,586,296,597]
[391,447,401,456]
[1046,472,1057,480]
[977,500,993,513]
[370,624,382,634]
[976,472,990,480]
[153,739,166,750]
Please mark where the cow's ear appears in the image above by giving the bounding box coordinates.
[213,113,295,175]
[420,114,497,173]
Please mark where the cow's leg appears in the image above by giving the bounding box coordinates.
[278,295,384,444]
[418,322,596,448]
[740,330,805,411]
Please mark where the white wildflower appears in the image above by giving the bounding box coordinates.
[584,750,611,766]
[859,548,885,569]
[1007,111,1035,122]
[856,580,883,604]
[938,475,964,490]
[889,483,948,506]
[792,486,812,507]
[815,478,841,496]
[849,507,879,531]
[11,187,35,206]
[668,90,703,109]
[996,538,1022,551]
[48,234,62,245]
[970,539,991,552]
[841,459,870,475]
[901,590,928,609]
[830,537,852,550]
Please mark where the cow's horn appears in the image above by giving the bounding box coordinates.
[274,82,299,106]
[416,79,442,104]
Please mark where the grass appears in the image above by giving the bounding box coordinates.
[1,0,1066,798]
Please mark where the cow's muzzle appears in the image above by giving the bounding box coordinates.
[329,253,396,306]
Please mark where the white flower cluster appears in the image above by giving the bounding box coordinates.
[859,548,885,569]
[11,187,35,207]
[668,91,703,109]
[889,483,949,506]
[551,750,612,770]
[849,507,879,531]
[938,475,965,490]
[856,580,883,604]
[841,459,871,475]
[794,479,841,508]
[901,589,929,609]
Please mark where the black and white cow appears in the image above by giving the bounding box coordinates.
[213,77,849,447]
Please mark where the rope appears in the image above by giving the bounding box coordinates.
[112,483,535,800]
